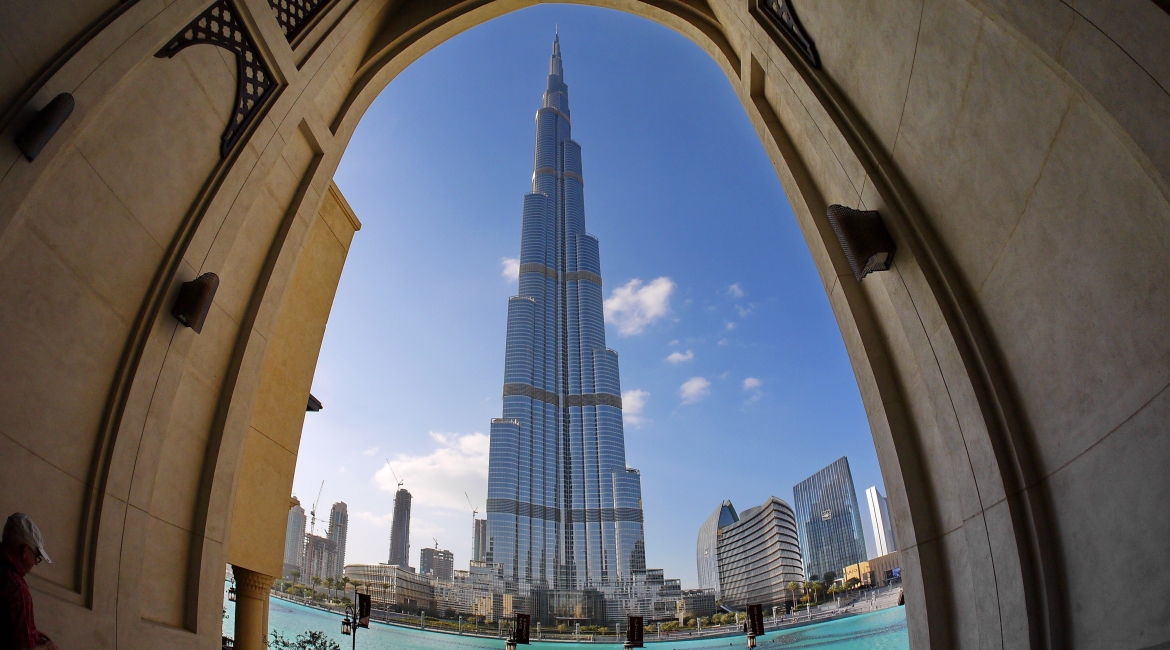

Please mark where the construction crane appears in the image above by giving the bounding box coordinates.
[385,459,404,490]
[433,537,440,549]
[308,480,325,536]
[465,492,478,519]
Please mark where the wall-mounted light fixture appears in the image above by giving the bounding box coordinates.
[826,205,897,281]
[171,272,220,333]
[16,93,74,162]
[307,394,323,412]
[227,576,237,602]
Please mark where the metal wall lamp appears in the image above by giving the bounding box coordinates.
[228,576,237,602]
[826,205,897,281]
[172,273,220,333]
[16,93,74,161]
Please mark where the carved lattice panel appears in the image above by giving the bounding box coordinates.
[266,0,329,43]
[156,0,276,158]
[755,0,820,69]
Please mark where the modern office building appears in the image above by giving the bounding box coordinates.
[485,32,646,592]
[865,486,897,558]
[695,500,738,599]
[472,518,488,562]
[283,497,307,577]
[328,501,349,577]
[421,547,455,582]
[388,487,412,568]
[713,497,804,608]
[792,457,867,579]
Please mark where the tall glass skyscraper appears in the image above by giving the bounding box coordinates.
[792,457,867,579]
[486,33,646,593]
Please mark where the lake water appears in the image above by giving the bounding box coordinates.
[224,597,909,649]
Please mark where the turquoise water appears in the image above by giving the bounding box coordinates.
[224,597,908,649]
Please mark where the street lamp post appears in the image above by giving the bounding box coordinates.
[341,592,370,650]
[341,606,358,650]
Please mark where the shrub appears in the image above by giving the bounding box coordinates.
[269,630,341,650]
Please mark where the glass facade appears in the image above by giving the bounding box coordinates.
[715,497,804,608]
[792,457,867,579]
[486,33,646,593]
[695,500,738,598]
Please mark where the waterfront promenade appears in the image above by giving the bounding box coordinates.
[225,591,907,648]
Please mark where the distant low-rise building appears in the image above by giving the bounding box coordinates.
[676,589,716,622]
[842,551,901,587]
[345,563,435,613]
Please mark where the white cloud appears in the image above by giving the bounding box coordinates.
[679,377,711,405]
[500,257,520,281]
[669,339,680,346]
[725,321,736,330]
[743,377,763,404]
[604,277,675,336]
[665,350,694,364]
[622,389,650,426]
[376,432,489,511]
[727,283,745,298]
[352,511,394,527]
[361,447,379,456]
[717,339,729,346]
[736,304,754,318]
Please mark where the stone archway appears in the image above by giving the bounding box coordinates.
[0,2,1166,649]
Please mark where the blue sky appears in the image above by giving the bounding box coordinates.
[294,4,885,588]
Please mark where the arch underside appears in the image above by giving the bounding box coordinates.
[0,1,1167,649]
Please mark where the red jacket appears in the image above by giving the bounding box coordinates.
[0,551,44,650]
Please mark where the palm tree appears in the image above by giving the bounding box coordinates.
[311,576,322,598]
[803,580,821,607]
[787,581,802,613]
[341,576,351,601]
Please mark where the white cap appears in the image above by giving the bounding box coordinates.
[3,513,51,564]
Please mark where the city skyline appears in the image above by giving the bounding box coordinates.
[291,5,884,587]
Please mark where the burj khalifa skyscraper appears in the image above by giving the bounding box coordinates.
[485,32,646,593]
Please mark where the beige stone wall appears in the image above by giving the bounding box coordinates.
[227,182,361,579]
[0,1,1164,649]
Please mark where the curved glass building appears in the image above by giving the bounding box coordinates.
[485,33,646,594]
[696,500,738,599]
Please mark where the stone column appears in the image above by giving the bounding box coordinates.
[232,565,275,650]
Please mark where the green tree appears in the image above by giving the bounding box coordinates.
[269,630,341,650]
[787,581,803,611]
[822,570,838,587]
[804,580,821,605]
[845,577,861,590]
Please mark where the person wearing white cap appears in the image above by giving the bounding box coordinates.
[1,513,58,650]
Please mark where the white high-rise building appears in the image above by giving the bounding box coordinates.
[328,501,349,577]
[284,498,307,576]
[865,486,897,558]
